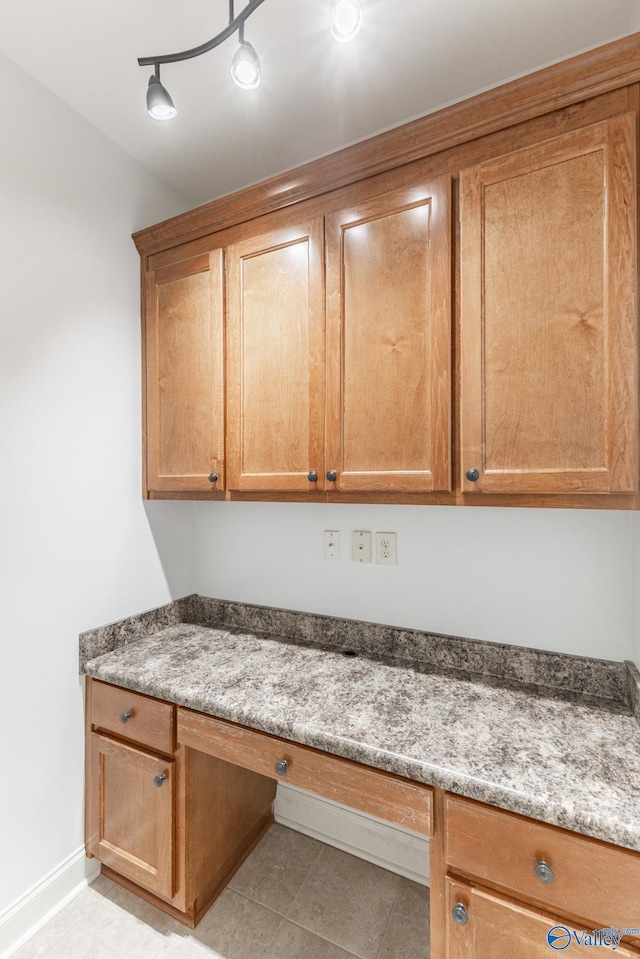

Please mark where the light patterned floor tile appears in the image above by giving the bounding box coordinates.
[90,874,188,938]
[191,888,284,959]
[286,845,402,959]
[376,877,430,959]
[228,823,323,915]
[149,932,218,959]
[264,920,358,959]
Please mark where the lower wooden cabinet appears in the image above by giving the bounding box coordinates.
[85,679,277,926]
[88,734,175,900]
[446,879,639,958]
[437,794,640,957]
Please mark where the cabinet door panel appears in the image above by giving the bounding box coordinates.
[90,734,174,900]
[460,114,638,494]
[226,219,325,491]
[326,175,451,492]
[446,880,639,958]
[145,252,225,493]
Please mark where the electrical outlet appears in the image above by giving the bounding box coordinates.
[351,530,372,563]
[376,531,397,565]
[324,530,340,559]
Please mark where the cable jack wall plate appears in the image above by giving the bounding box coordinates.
[351,530,372,563]
[324,530,340,559]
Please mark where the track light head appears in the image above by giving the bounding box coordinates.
[146,74,177,120]
[330,0,364,43]
[230,40,262,90]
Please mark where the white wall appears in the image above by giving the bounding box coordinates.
[0,51,194,919]
[194,502,634,662]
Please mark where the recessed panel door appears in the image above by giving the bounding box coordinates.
[325,175,452,492]
[460,115,638,494]
[90,734,174,900]
[145,251,225,493]
[226,218,325,491]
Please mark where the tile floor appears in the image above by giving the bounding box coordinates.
[13,825,430,959]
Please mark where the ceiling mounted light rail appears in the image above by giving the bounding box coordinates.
[139,0,364,120]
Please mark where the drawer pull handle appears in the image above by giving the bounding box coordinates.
[119,712,132,724]
[451,902,468,925]
[275,760,288,776]
[154,774,167,788]
[535,860,554,884]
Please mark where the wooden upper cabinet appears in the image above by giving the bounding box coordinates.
[226,218,325,491]
[460,114,638,495]
[145,251,225,494]
[325,174,452,492]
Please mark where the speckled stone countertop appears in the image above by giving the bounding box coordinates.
[82,599,640,855]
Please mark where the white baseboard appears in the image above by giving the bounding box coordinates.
[0,848,100,959]
[274,783,430,887]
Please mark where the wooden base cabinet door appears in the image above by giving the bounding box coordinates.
[89,734,174,900]
[325,174,452,492]
[460,114,638,495]
[145,251,225,495]
[446,880,639,958]
[226,218,325,492]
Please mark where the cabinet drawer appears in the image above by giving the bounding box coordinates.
[90,679,175,755]
[178,709,432,836]
[445,794,640,932]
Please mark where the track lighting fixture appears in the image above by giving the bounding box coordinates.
[138,1,363,121]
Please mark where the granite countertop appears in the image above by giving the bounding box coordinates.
[82,599,640,855]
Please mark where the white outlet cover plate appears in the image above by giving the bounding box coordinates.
[375,531,397,565]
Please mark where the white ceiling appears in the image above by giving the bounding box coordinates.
[1,0,639,207]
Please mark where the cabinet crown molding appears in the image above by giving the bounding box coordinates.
[133,32,640,257]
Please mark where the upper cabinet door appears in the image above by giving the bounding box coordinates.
[325,174,452,493]
[145,252,225,494]
[226,218,325,491]
[460,114,638,495]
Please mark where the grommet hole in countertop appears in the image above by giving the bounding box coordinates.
[342,650,359,657]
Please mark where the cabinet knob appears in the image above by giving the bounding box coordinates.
[308,471,318,482]
[154,773,167,788]
[326,470,337,482]
[451,902,468,925]
[465,468,480,482]
[275,759,288,776]
[534,860,554,884]
[119,712,132,724]
[208,473,219,484]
